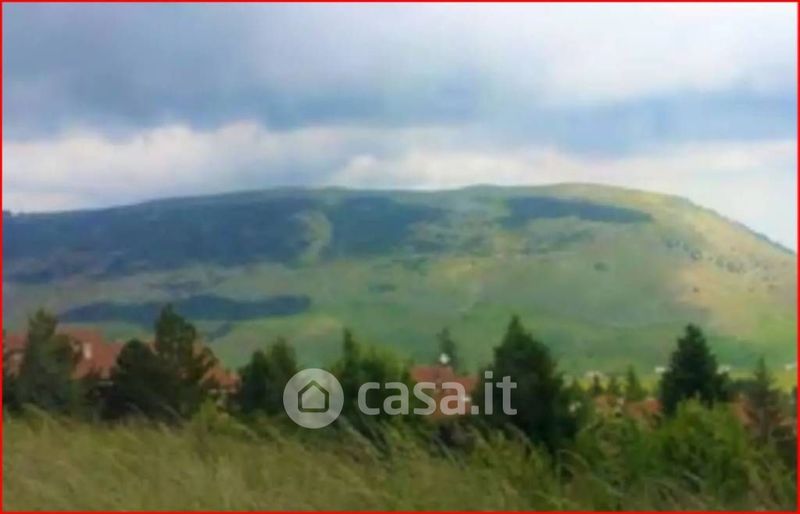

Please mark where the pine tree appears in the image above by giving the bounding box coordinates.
[607,375,621,397]
[624,365,647,402]
[337,329,364,418]
[14,310,82,414]
[104,339,174,420]
[589,374,604,397]
[745,357,783,444]
[659,324,728,415]
[333,329,410,428]
[152,305,217,418]
[237,338,298,415]
[478,315,576,452]
[105,306,217,421]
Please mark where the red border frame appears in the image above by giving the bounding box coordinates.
[0,2,797,513]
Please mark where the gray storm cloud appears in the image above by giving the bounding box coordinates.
[2,3,797,248]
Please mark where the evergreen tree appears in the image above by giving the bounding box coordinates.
[236,338,298,415]
[152,305,217,418]
[745,357,783,444]
[589,374,604,397]
[607,375,621,397]
[105,306,217,421]
[337,329,364,414]
[104,339,174,420]
[624,365,647,402]
[333,329,410,428]
[659,324,728,415]
[14,310,82,414]
[477,315,576,452]
[436,328,460,371]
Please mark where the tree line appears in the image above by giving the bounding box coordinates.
[3,307,796,457]
[4,306,796,509]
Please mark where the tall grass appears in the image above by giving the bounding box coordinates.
[3,404,795,511]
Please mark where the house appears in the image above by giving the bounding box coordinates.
[4,327,124,381]
[410,362,478,417]
[592,394,661,423]
[4,327,239,394]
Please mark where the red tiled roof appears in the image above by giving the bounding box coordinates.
[4,328,237,389]
[623,397,661,420]
[68,328,124,380]
[411,364,457,384]
[206,365,240,390]
[410,364,478,417]
[4,332,26,353]
[4,327,124,379]
[411,365,478,393]
[3,333,27,375]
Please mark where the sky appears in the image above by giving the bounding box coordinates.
[3,3,797,248]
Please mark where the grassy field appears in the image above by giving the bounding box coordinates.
[3,406,795,511]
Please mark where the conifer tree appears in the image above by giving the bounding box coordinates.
[589,374,604,397]
[607,375,621,397]
[14,310,82,414]
[105,306,217,421]
[105,339,173,420]
[152,305,217,417]
[237,338,298,415]
[333,329,411,428]
[659,324,728,415]
[477,315,575,452]
[624,365,647,401]
[745,357,783,444]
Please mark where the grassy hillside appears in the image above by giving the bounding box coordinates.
[3,184,796,374]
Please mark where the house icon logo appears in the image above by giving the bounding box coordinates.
[283,368,343,429]
[298,380,329,413]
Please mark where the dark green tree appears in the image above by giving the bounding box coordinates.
[337,329,364,415]
[105,306,217,421]
[607,375,621,397]
[333,329,410,429]
[589,374,604,397]
[476,315,576,452]
[659,324,728,415]
[236,338,298,416]
[152,305,217,418]
[744,357,784,444]
[14,310,82,414]
[104,339,174,420]
[624,365,647,402]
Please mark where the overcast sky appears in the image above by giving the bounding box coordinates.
[3,3,797,248]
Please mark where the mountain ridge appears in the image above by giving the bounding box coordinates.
[4,183,795,375]
[4,182,794,255]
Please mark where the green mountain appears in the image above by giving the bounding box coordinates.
[3,184,796,375]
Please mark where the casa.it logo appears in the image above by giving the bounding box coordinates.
[284,368,517,429]
[283,368,344,429]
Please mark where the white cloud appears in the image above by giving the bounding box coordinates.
[246,3,797,105]
[4,121,795,248]
[332,139,797,250]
